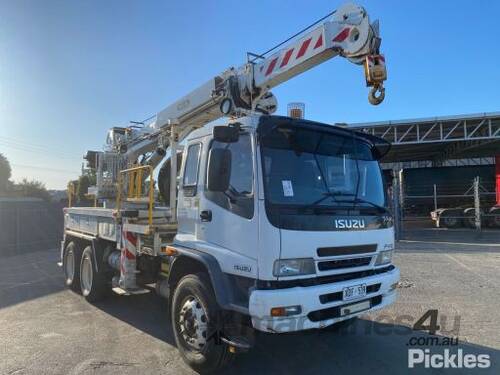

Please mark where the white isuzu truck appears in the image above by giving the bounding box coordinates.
[60,3,399,372]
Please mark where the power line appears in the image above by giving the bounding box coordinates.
[0,135,71,150]
[11,163,78,174]
[0,136,82,157]
[0,139,82,160]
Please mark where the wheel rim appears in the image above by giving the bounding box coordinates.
[444,217,457,226]
[64,249,74,282]
[178,295,208,350]
[81,253,93,294]
[493,215,500,227]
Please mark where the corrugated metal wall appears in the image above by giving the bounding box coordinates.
[0,199,64,256]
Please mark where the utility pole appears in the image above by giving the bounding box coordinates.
[433,184,438,211]
[473,176,481,231]
[392,171,401,241]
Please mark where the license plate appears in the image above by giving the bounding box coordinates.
[341,300,370,316]
[342,284,366,301]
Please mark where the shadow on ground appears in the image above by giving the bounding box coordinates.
[0,249,64,309]
[94,293,500,374]
[2,249,499,374]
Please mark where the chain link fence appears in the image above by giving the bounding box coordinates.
[388,167,499,241]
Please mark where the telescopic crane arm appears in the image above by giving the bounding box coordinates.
[105,2,387,171]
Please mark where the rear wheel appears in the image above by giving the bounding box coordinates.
[63,241,82,292]
[171,273,232,373]
[463,209,477,228]
[80,246,107,302]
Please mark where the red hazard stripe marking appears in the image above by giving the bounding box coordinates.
[126,232,137,246]
[265,57,279,76]
[313,34,323,49]
[332,27,350,43]
[296,38,312,59]
[124,248,135,260]
[280,48,294,68]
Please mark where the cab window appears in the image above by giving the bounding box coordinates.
[205,134,254,219]
[183,143,201,197]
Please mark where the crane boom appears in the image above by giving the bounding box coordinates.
[98,3,387,199]
[152,3,384,137]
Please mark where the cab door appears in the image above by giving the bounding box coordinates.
[197,133,258,261]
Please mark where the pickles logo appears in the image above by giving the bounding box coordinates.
[409,349,490,369]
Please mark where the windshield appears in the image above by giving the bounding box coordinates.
[260,125,386,210]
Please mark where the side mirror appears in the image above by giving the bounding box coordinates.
[207,148,231,192]
[370,138,391,160]
[213,126,239,143]
[354,131,391,161]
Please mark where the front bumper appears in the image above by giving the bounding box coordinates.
[249,266,400,333]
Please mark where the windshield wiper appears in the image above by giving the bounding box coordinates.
[296,191,345,211]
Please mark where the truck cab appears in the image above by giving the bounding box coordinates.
[174,114,399,333]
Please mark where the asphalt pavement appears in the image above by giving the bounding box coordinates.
[1,239,499,374]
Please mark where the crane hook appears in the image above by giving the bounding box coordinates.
[368,84,385,105]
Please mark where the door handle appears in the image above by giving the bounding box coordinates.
[200,210,212,222]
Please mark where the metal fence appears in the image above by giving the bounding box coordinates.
[0,199,64,256]
[390,174,498,240]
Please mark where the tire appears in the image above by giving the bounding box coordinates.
[80,246,108,302]
[489,208,500,228]
[491,214,500,228]
[63,241,82,292]
[171,273,233,373]
[463,210,476,229]
[440,215,462,228]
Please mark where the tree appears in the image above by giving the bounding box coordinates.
[17,178,52,201]
[75,168,96,205]
[0,153,11,191]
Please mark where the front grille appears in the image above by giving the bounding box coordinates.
[308,295,383,322]
[319,283,381,304]
[317,257,372,271]
[317,244,377,257]
[256,265,395,289]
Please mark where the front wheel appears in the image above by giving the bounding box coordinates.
[440,215,461,228]
[491,214,500,228]
[171,273,232,373]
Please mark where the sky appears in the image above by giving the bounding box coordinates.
[1,0,499,189]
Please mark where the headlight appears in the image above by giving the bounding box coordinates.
[375,250,393,266]
[273,258,315,277]
[381,215,394,228]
